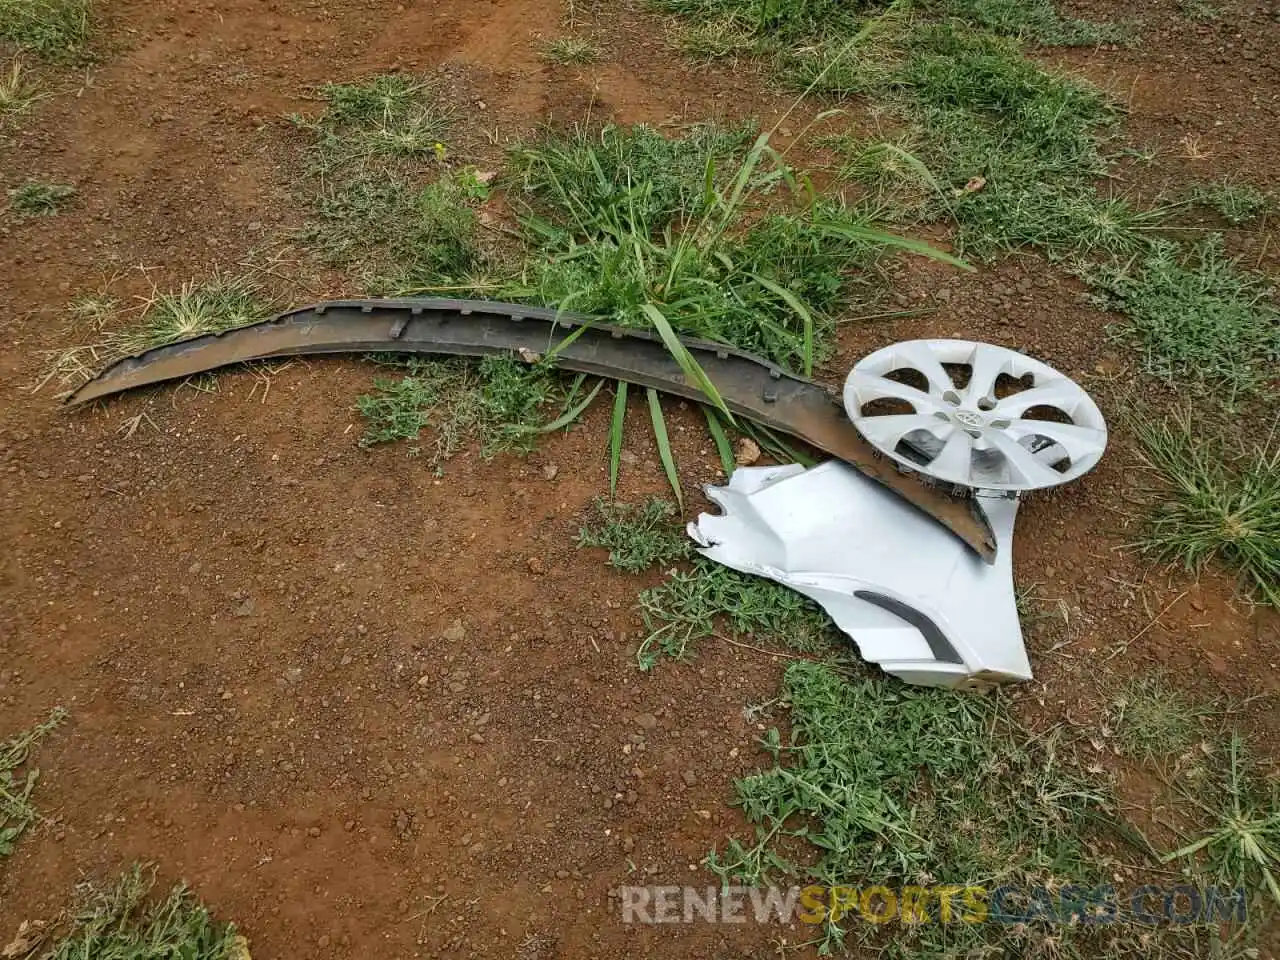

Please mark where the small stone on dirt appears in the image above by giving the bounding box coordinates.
[442,620,466,642]
[307,826,321,838]
[417,675,431,687]
[527,557,545,574]
[634,712,658,731]
[543,464,559,481]
[734,438,761,466]
[470,733,485,744]
[232,597,255,618]
[619,450,639,466]
[681,769,698,787]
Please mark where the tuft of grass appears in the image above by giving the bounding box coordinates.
[577,497,692,571]
[636,558,837,667]
[7,178,74,215]
[292,75,490,293]
[940,0,1123,46]
[1130,409,1280,605]
[498,122,936,373]
[297,74,453,171]
[42,275,274,391]
[1111,673,1209,761]
[111,276,273,357]
[305,168,488,292]
[707,661,1176,955]
[45,865,245,960]
[0,56,42,118]
[356,356,562,465]
[1,707,66,857]
[538,35,601,64]
[1178,0,1219,21]
[1090,237,1280,399]
[1189,179,1269,226]
[1163,733,1280,908]
[0,0,90,59]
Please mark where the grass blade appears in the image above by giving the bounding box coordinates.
[647,387,683,511]
[609,380,628,498]
[703,406,736,479]
[748,272,816,377]
[639,303,734,420]
[815,219,974,271]
[539,377,604,433]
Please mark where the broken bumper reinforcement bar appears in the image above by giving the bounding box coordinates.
[65,298,997,561]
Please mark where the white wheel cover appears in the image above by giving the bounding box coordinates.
[844,339,1108,492]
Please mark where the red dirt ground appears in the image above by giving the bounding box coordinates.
[1,0,1278,957]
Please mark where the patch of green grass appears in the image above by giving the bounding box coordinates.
[635,558,837,667]
[296,74,452,173]
[1163,733,1280,908]
[7,178,74,215]
[1089,238,1280,399]
[293,76,492,293]
[0,0,90,59]
[538,35,601,64]
[1190,179,1269,226]
[1,707,66,857]
[44,865,245,960]
[713,662,1232,956]
[1112,673,1209,761]
[577,497,692,571]
[940,0,1123,46]
[498,122,941,373]
[1177,0,1219,21]
[1130,409,1280,606]
[305,168,488,292]
[356,356,562,465]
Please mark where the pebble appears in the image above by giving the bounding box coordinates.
[543,464,559,481]
[634,712,658,731]
[681,769,698,787]
[442,620,466,642]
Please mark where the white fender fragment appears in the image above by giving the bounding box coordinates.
[688,461,1029,690]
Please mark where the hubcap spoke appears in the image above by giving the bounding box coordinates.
[928,428,973,481]
[964,342,1011,403]
[993,379,1082,417]
[855,413,948,450]
[1004,419,1107,462]
[847,372,949,415]
[984,431,1066,487]
[888,341,956,396]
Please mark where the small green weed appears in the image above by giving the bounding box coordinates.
[1112,673,1209,761]
[1,707,66,857]
[7,178,74,215]
[356,356,561,464]
[0,0,90,59]
[636,559,837,667]
[1189,180,1269,226]
[1090,238,1280,399]
[1163,734,1280,908]
[1131,409,1280,605]
[44,865,244,960]
[538,35,601,64]
[577,497,691,571]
